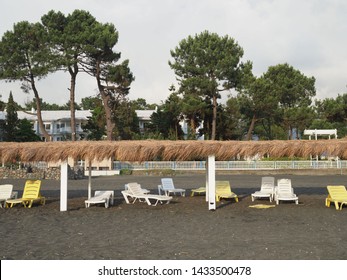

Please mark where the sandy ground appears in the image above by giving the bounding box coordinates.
[0,173,347,260]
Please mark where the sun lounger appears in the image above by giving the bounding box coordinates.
[326,185,347,210]
[251,176,275,202]
[216,181,238,202]
[85,191,114,208]
[190,187,206,196]
[122,182,172,206]
[6,180,45,208]
[125,182,150,194]
[122,182,150,204]
[275,179,298,205]
[0,184,14,208]
[158,178,185,196]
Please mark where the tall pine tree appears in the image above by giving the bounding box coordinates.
[4,92,19,141]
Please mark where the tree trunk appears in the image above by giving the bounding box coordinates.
[189,117,196,139]
[31,80,51,141]
[100,90,115,140]
[246,114,257,141]
[288,125,293,140]
[68,65,78,141]
[96,64,115,140]
[211,95,217,140]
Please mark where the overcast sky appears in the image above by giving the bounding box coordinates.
[0,0,346,107]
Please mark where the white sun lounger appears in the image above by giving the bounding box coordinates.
[122,182,172,206]
[251,177,275,202]
[275,179,299,205]
[0,184,15,208]
[158,178,185,196]
[85,191,114,208]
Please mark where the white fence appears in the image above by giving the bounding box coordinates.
[113,160,347,171]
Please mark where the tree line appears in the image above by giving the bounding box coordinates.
[1,10,346,142]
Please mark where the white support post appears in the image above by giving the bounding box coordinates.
[207,155,216,210]
[60,161,68,211]
[88,160,92,199]
[205,159,209,202]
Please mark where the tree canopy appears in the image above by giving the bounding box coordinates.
[169,31,252,140]
[0,21,55,140]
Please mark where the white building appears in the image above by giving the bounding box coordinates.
[1,109,156,141]
[17,110,92,141]
[136,109,155,134]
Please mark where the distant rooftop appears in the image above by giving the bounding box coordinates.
[17,110,92,121]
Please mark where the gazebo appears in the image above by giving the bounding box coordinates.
[1,139,346,211]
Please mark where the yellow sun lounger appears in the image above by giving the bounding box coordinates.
[326,185,347,210]
[216,181,238,203]
[190,187,206,196]
[6,180,45,208]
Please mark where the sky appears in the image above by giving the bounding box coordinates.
[0,0,346,107]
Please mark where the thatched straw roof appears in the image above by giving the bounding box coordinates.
[1,139,347,163]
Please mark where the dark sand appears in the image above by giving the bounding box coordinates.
[1,173,346,260]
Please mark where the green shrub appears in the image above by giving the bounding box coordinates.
[120,169,132,175]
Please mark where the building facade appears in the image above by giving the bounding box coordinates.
[1,109,156,142]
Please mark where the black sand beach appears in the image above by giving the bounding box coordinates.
[1,173,347,260]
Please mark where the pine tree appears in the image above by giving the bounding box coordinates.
[4,92,19,141]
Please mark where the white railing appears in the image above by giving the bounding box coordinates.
[113,160,347,170]
[27,160,347,171]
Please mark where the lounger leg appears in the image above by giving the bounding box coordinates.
[335,201,340,210]
[144,198,152,206]
[325,198,330,207]
[122,193,130,204]
[132,197,139,204]
[334,202,339,210]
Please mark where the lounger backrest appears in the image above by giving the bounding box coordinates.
[127,183,146,196]
[0,184,13,199]
[216,181,231,195]
[261,177,275,187]
[277,179,293,194]
[125,182,141,190]
[22,180,41,199]
[260,185,274,194]
[94,191,113,198]
[161,178,175,190]
[327,185,347,199]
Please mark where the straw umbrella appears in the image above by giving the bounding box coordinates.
[2,139,347,211]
